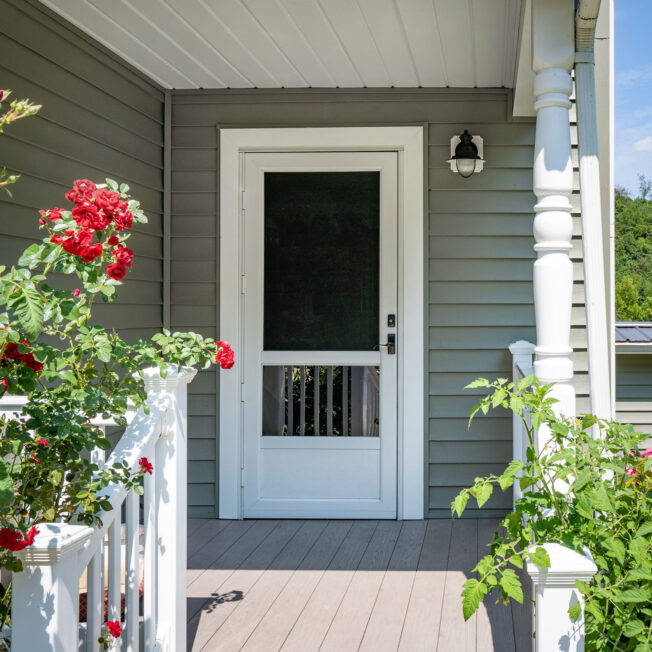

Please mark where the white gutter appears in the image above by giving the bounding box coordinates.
[574,0,612,419]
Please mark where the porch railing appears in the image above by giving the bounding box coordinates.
[508,340,536,510]
[508,342,596,652]
[3,365,195,652]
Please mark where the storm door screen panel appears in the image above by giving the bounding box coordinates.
[264,172,379,351]
[242,151,398,519]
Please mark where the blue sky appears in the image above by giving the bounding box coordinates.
[615,0,652,196]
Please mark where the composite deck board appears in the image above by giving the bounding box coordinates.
[280,520,379,652]
[398,519,452,651]
[241,520,353,651]
[187,518,531,652]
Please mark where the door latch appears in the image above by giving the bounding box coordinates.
[380,333,396,355]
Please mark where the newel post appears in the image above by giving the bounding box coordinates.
[141,365,196,652]
[531,0,576,423]
[527,543,597,652]
[11,523,93,652]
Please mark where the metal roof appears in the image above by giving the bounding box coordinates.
[615,322,652,344]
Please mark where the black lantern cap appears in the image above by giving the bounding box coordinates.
[451,130,481,161]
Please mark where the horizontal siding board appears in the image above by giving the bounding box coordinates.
[429,418,512,441]
[188,483,216,506]
[429,326,537,349]
[170,215,216,238]
[171,283,216,305]
[429,441,512,464]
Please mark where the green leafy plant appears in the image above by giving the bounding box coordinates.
[0,91,234,639]
[452,377,652,651]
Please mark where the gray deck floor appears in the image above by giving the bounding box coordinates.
[186,518,532,652]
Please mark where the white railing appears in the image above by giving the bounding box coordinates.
[508,342,597,652]
[5,365,196,652]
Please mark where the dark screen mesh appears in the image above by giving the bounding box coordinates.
[264,171,380,351]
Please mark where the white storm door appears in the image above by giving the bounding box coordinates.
[241,151,398,519]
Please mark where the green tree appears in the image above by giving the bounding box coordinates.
[615,177,652,320]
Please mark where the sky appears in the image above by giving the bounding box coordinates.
[614,0,652,196]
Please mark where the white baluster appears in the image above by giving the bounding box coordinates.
[125,490,139,652]
[314,366,320,436]
[107,518,122,636]
[299,366,306,436]
[86,548,104,652]
[326,367,334,436]
[342,366,349,436]
[286,366,294,436]
[143,458,156,651]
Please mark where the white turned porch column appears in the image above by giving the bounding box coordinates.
[531,0,576,419]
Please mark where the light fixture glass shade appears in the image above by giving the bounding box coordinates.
[455,158,476,178]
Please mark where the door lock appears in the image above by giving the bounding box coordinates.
[379,333,396,355]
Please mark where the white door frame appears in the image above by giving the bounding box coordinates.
[219,126,425,520]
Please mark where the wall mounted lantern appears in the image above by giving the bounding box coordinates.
[448,130,485,178]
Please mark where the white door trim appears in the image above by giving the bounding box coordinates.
[219,126,425,520]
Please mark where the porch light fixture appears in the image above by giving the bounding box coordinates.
[448,130,485,178]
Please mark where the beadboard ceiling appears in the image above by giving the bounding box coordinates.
[40,0,524,90]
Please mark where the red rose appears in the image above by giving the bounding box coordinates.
[0,526,38,552]
[0,90,3,103]
[215,341,235,370]
[25,357,43,372]
[72,202,111,231]
[51,234,64,244]
[36,439,48,447]
[0,379,7,392]
[139,457,153,475]
[65,179,96,203]
[113,210,133,232]
[62,229,93,256]
[93,188,121,214]
[39,208,64,222]
[107,235,119,246]
[106,262,126,280]
[105,621,122,638]
[80,243,103,263]
[113,245,134,268]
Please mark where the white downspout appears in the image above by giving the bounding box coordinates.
[575,0,612,419]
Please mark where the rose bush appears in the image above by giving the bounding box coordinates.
[0,91,235,641]
[452,377,651,651]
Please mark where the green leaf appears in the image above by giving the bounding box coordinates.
[528,547,550,568]
[476,482,493,508]
[499,460,524,490]
[572,468,593,492]
[592,483,614,513]
[461,579,487,620]
[452,491,469,518]
[499,568,524,604]
[568,603,581,622]
[9,285,44,339]
[0,459,14,507]
[615,588,650,603]
[604,538,626,565]
[623,620,645,637]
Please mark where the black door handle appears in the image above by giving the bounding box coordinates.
[379,333,396,355]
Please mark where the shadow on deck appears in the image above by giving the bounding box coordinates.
[186,518,533,652]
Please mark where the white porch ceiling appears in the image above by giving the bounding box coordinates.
[40,0,524,90]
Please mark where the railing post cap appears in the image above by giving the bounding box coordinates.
[139,365,198,391]
[15,523,93,566]
[526,543,597,585]
[509,340,536,356]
